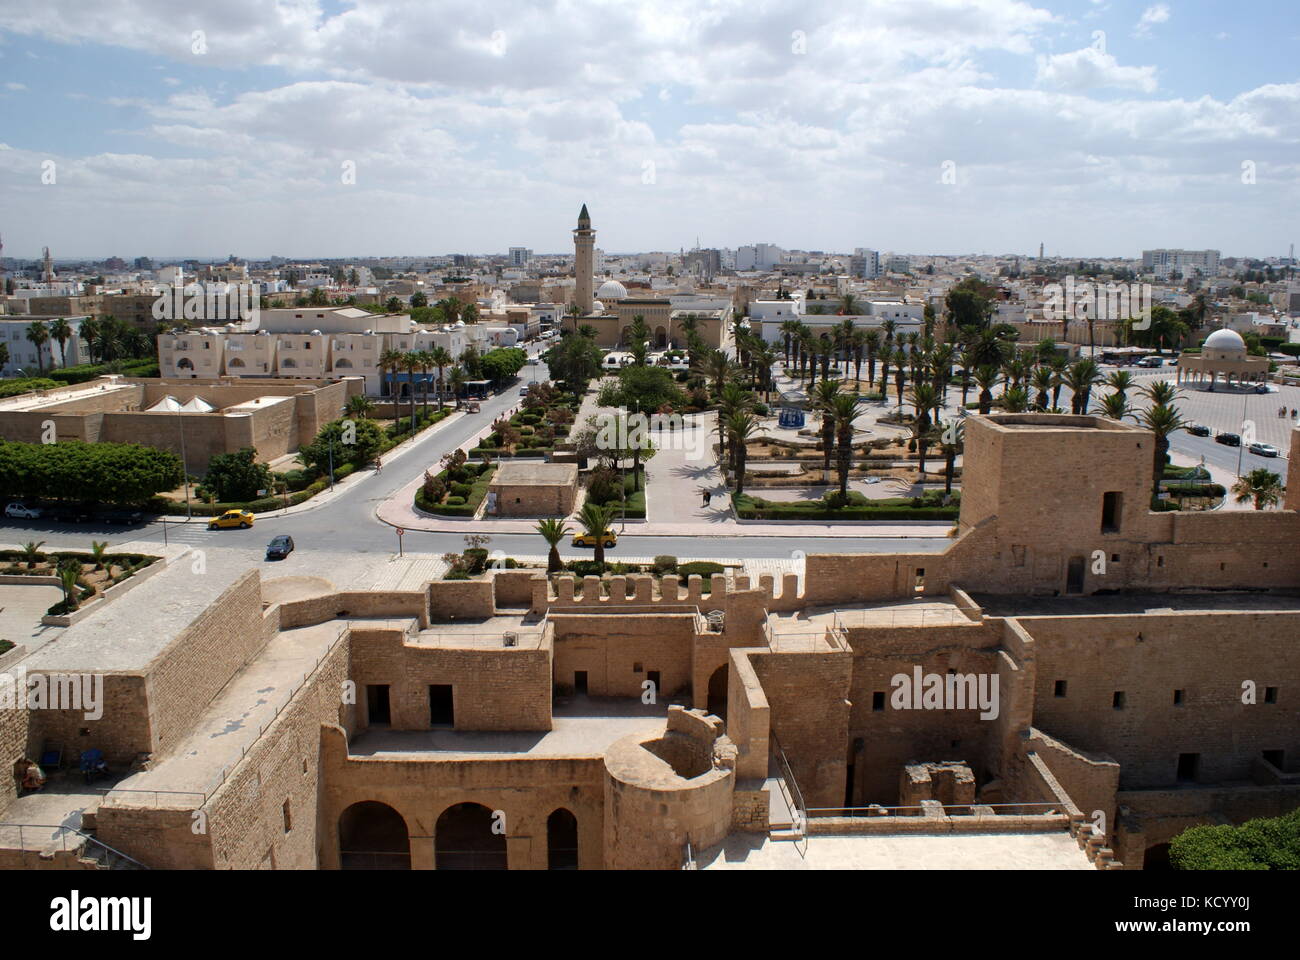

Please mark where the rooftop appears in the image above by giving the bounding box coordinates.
[491,461,578,486]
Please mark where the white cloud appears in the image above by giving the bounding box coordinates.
[1036,47,1157,93]
[1134,4,1171,38]
[5,81,25,90]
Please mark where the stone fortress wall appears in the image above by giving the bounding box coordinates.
[3,415,1299,870]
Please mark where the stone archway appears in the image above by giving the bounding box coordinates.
[547,808,579,870]
[1144,842,1172,870]
[707,665,728,721]
[655,326,668,349]
[338,800,410,869]
[435,802,507,870]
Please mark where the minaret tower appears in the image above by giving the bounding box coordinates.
[573,204,595,315]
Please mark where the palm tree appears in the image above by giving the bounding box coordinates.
[1143,380,1178,407]
[812,378,842,483]
[937,421,962,495]
[414,349,433,416]
[402,352,421,431]
[1001,386,1030,413]
[21,540,45,569]
[429,346,453,410]
[717,383,755,472]
[726,411,760,497]
[907,382,939,472]
[578,501,616,566]
[379,348,404,402]
[1030,365,1054,411]
[779,319,802,366]
[1064,359,1103,414]
[751,341,778,403]
[447,366,466,410]
[892,349,910,409]
[1048,356,1068,410]
[536,518,570,573]
[1104,369,1135,398]
[89,540,109,571]
[863,330,881,389]
[829,392,864,500]
[59,561,82,610]
[957,348,976,407]
[839,293,859,317]
[25,321,49,374]
[80,317,101,364]
[1231,469,1284,511]
[48,317,73,367]
[973,366,1001,415]
[346,395,375,418]
[1094,391,1131,421]
[1132,402,1189,502]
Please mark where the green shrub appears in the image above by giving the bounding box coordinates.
[678,561,726,579]
[450,482,473,499]
[444,495,466,506]
[653,555,678,575]
[1170,809,1300,870]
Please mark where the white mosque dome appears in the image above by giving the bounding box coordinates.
[591,300,605,313]
[596,280,628,301]
[1203,328,1246,354]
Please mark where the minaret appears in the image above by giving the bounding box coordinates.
[573,204,595,315]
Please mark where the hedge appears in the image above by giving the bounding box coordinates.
[415,465,496,516]
[1169,809,1300,870]
[734,492,959,521]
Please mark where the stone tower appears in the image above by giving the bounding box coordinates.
[573,203,595,315]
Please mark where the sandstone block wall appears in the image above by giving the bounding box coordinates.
[550,613,695,700]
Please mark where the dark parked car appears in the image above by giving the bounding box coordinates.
[99,508,144,525]
[1215,432,1241,447]
[50,504,95,524]
[265,535,295,560]
[1188,424,1210,437]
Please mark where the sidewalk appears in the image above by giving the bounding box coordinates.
[157,408,468,524]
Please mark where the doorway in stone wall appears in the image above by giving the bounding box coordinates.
[547,808,579,870]
[429,685,454,727]
[707,665,728,721]
[435,802,508,870]
[1066,556,1085,594]
[338,801,410,870]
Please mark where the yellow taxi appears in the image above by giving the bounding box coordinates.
[208,509,256,530]
[571,529,617,549]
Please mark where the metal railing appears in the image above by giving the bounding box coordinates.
[0,822,148,869]
[769,733,808,858]
[805,801,1068,818]
[833,608,975,631]
[95,787,206,807]
[681,839,697,870]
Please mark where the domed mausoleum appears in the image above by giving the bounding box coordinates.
[1176,327,1270,388]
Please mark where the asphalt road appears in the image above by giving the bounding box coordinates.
[5,356,1288,563]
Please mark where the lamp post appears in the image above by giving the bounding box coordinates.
[176,410,192,520]
[328,436,336,490]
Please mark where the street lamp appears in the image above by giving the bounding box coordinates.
[176,409,192,520]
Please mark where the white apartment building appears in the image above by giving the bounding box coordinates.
[736,244,784,271]
[1142,249,1221,280]
[851,248,881,279]
[0,317,91,376]
[508,247,533,268]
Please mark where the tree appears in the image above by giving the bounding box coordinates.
[300,418,385,472]
[1093,391,1131,421]
[25,321,49,374]
[20,540,44,569]
[1131,403,1188,502]
[944,277,998,330]
[58,561,83,610]
[48,318,73,367]
[379,348,404,400]
[973,366,1001,415]
[907,383,939,471]
[829,392,864,500]
[609,364,683,413]
[577,501,616,566]
[0,440,182,505]
[89,540,109,571]
[1064,359,1102,414]
[726,411,760,496]
[812,378,842,483]
[203,447,275,502]
[1231,469,1284,510]
[536,518,570,574]
[447,366,466,410]
[1169,809,1300,870]
[429,346,453,410]
[346,395,375,418]
[411,291,428,308]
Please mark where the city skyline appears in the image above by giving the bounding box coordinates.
[0,0,1296,259]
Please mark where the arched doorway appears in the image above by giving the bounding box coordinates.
[435,802,507,870]
[338,800,410,869]
[707,665,728,720]
[655,326,667,349]
[547,808,578,870]
[1144,842,1172,871]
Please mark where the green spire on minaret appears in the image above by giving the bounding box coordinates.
[577,204,591,229]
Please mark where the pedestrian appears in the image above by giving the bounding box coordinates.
[703,489,712,507]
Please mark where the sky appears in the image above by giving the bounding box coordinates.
[0,0,1297,261]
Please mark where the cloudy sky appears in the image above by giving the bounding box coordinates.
[0,0,1296,260]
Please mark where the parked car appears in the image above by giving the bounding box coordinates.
[50,503,95,524]
[1215,432,1241,447]
[1188,424,1211,437]
[208,509,255,530]
[99,508,144,525]
[572,529,617,549]
[265,535,295,560]
[1255,383,1279,394]
[1248,442,1280,458]
[4,501,43,519]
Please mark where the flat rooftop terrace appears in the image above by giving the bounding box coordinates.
[973,591,1300,619]
[416,614,548,650]
[698,831,1093,870]
[349,697,670,760]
